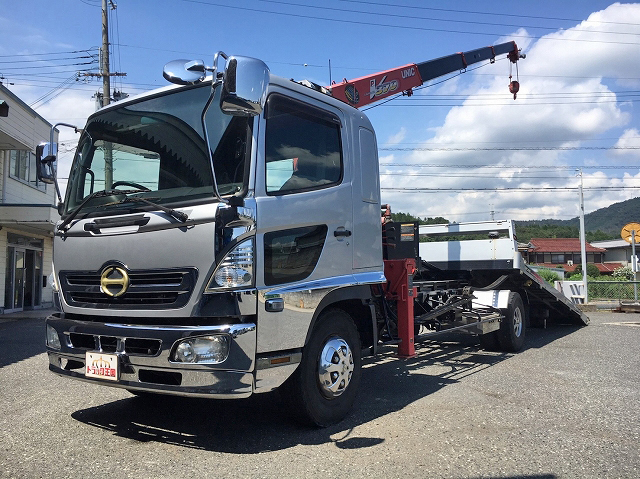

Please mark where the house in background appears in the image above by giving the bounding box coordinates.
[591,239,637,268]
[0,83,59,313]
[525,238,623,275]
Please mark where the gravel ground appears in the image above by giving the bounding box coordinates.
[0,311,638,479]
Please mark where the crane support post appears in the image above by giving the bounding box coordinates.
[384,259,417,358]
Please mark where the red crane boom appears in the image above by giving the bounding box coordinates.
[327,41,523,108]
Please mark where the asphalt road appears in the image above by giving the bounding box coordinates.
[0,311,638,479]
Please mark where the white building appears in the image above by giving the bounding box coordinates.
[0,83,59,313]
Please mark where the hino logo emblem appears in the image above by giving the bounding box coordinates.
[100,266,130,297]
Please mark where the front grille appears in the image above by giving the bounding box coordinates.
[69,332,96,349]
[68,332,162,356]
[60,267,197,310]
[125,338,162,356]
[100,336,118,352]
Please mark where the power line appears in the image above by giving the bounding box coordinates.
[0,61,97,71]
[380,146,640,152]
[0,49,98,58]
[29,74,80,109]
[380,172,640,179]
[182,0,640,46]
[381,163,640,169]
[0,55,96,64]
[376,99,639,107]
[338,0,640,27]
[382,186,640,193]
[260,0,640,36]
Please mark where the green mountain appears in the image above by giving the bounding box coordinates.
[514,196,640,243]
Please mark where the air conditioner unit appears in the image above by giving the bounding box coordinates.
[567,260,574,266]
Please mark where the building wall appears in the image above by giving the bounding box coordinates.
[0,85,58,206]
[0,90,42,150]
[0,84,58,311]
[603,249,630,264]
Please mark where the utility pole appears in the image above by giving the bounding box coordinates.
[75,0,125,188]
[102,0,111,109]
[102,0,115,188]
[578,169,588,303]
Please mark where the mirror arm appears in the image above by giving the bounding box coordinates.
[48,122,80,204]
[201,79,229,205]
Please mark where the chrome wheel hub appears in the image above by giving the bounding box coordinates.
[513,307,523,337]
[318,337,353,398]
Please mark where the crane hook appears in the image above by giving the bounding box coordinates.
[509,77,519,100]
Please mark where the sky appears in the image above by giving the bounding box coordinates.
[1,0,639,224]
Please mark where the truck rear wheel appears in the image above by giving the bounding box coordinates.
[497,292,526,352]
[284,308,361,427]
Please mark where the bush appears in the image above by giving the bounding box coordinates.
[613,266,635,281]
[536,268,560,284]
[573,263,601,278]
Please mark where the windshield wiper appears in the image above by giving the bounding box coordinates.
[57,189,188,234]
[114,196,188,223]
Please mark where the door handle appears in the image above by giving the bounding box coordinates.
[334,229,352,238]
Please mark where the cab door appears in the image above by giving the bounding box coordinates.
[254,91,354,353]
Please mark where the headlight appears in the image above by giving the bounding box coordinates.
[172,335,230,364]
[46,324,61,350]
[206,238,254,291]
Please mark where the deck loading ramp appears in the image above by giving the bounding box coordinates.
[417,220,589,327]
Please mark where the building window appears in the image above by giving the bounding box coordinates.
[551,254,565,264]
[8,149,46,191]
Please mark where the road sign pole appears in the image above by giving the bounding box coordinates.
[633,231,638,302]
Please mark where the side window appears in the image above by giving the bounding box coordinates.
[264,225,328,286]
[265,95,342,194]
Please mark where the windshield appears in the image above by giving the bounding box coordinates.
[64,83,252,215]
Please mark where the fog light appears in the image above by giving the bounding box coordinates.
[46,325,61,350]
[172,335,230,364]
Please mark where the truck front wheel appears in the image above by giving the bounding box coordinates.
[284,308,362,427]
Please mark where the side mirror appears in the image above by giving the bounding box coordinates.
[36,142,57,184]
[220,56,270,117]
[163,59,207,85]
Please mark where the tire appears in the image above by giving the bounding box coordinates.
[497,292,526,352]
[284,308,362,427]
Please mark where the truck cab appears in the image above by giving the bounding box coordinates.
[43,54,382,425]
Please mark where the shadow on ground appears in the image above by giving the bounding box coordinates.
[0,318,46,368]
[71,323,581,454]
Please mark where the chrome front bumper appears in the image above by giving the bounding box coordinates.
[46,314,256,398]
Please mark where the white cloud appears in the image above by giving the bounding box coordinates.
[384,127,406,146]
[614,128,640,157]
[380,3,640,223]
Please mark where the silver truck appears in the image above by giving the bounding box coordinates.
[39,46,587,426]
